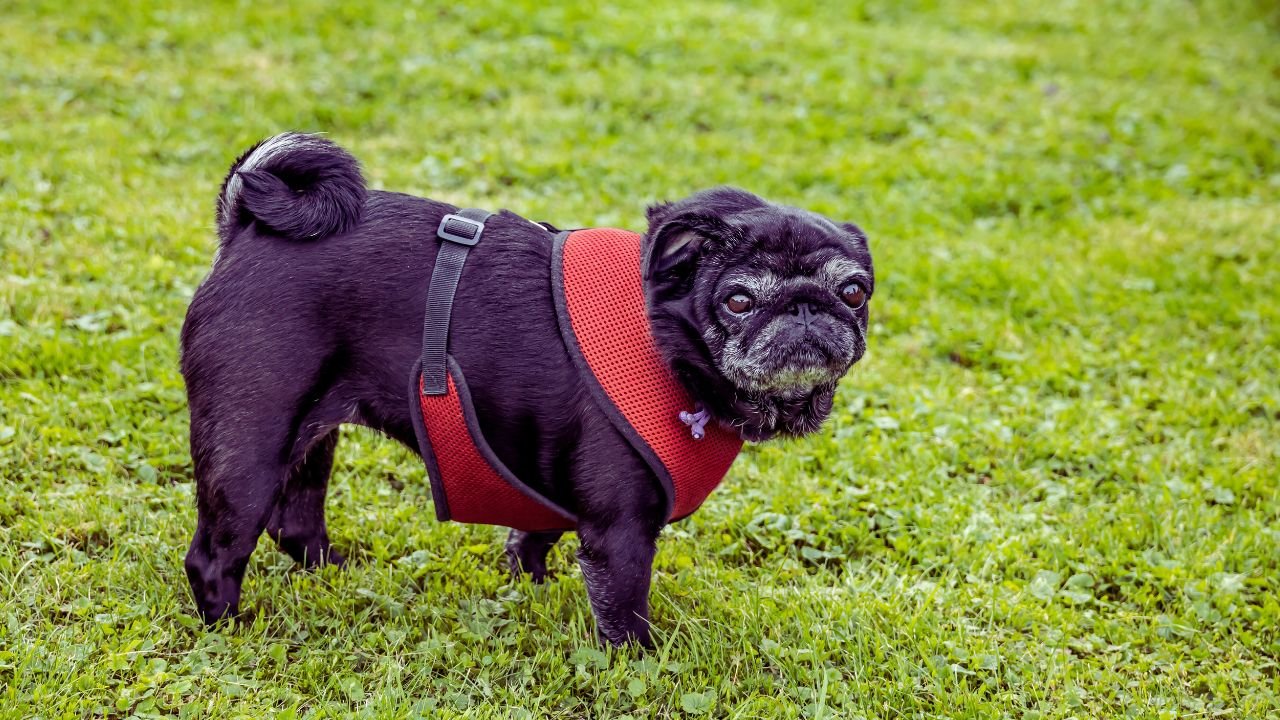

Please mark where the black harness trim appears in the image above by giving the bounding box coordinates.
[548,230,678,521]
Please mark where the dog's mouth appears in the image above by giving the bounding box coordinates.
[740,341,853,393]
[780,343,833,368]
[716,317,865,397]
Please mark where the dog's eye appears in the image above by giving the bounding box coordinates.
[725,293,754,314]
[841,283,867,309]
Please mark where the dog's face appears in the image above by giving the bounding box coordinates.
[642,187,873,441]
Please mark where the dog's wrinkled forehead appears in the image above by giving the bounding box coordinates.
[641,187,872,299]
[717,207,872,288]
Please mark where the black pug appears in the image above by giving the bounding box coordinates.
[181,133,873,647]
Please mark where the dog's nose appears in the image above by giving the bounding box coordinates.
[788,302,817,327]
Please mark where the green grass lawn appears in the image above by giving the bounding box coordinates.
[2,0,1278,717]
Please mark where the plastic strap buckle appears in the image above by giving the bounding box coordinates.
[437,214,485,246]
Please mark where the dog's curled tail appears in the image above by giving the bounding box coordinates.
[216,132,366,244]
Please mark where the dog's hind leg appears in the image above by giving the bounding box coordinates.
[183,417,293,625]
[267,428,344,568]
[505,529,564,583]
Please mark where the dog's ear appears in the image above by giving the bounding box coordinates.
[642,212,736,282]
[646,201,675,225]
[649,225,706,275]
[643,201,693,274]
[841,222,868,245]
[643,188,761,283]
[840,222,874,282]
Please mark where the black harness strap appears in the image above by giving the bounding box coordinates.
[421,207,493,395]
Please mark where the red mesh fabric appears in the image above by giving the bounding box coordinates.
[419,375,572,531]
[561,229,743,519]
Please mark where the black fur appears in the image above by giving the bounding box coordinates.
[216,133,366,243]
[181,134,872,647]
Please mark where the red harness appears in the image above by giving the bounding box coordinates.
[411,226,743,531]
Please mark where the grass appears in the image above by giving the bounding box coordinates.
[1,0,1278,717]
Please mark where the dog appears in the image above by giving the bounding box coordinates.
[180,133,873,646]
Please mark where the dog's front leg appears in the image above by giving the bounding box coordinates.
[576,519,661,648]
[505,529,564,583]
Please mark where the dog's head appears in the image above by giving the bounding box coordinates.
[642,187,873,441]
